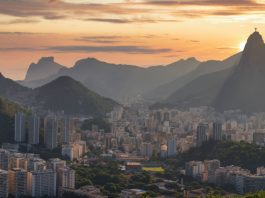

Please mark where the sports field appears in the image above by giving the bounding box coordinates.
[142,167,165,172]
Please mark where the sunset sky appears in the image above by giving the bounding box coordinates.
[1,0,265,80]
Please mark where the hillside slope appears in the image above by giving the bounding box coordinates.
[0,97,26,144]
[32,76,118,116]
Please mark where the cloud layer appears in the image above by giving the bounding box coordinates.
[0,0,264,24]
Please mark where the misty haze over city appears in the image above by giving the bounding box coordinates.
[1,1,265,198]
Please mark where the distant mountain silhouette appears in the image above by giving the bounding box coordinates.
[214,31,265,113]
[163,67,235,108]
[0,73,31,103]
[0,73,117,116]
[20,57,200,101]
[145,53,241,101]
[24,57,64,82]
[158,31,265,113]
[31,76,118,116]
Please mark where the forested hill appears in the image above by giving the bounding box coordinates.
[175,141,265,173]
[0,97,26,144]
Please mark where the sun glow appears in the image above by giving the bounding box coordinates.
[239,41,246,51]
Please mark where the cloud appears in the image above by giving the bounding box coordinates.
[163,54,178,58]
[0,0,263,24]
[0,43,172,54]
[0,19,40,24]
[86,17,180,24]
[46,45,172,54]
[77,34,167,44]
[0,0,147,20]
[0,0,264,27]
[143,0,265,18]
[0,47,37,51]
[188,40,200,43]
[77,36,126,44]
[86,18,132,23]
[0,32,41,35]
[217,47,237,50]
[143,0,258,6]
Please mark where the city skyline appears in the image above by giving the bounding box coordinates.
[2,2,265,196]
[1,0,265,79]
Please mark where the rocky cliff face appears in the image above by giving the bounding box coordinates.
[24,57,64,82]
[214,31,265,113]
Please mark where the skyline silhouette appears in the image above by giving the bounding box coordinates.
[1,0,265,79]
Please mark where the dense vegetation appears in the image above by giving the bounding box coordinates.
[207,190,265,198]
[173,141,265,173]
[0,73,30,103]
[33,76,117,116]
[71,160,160,198]
[71,140,265,197]
[0,97,26,144]
[0,73,118,116]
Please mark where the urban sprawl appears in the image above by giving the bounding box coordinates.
[2,105,265,197]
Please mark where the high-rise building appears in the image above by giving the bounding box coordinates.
[70,133,81,143]
[167,139,177,157]
[160,144,168,158]
[44,117,58,150]
[163,112,170,122]
[8,168,29,198]
[48,158,66,172]
[204,160,220,183]
[59,117,75,144]
[213,122,222,141]
[76,141,87,155]
[9,154,28,170]
[140,142,153,158]
[28,169,56,197]
[28,158,47,171]
[61,143,84,161]
[0,149,10,171]
[15,112,26,142]
[58,167,75,189]
[28,114,40,145]
[185,161,205,178]
[257,166,265,176]
[197,123,208,147]
[0,169,8,198]
[253,132,265,146]
[104,133,112,150]
[61,145,74,161]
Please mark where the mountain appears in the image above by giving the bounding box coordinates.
[31,76,118,116]
[0,97,26,144]
[20,57,200,101]
[159,31,265,113]
[145,53,241,101]
[214,31,265,113]
[0,73,117,116]
[0,72,31,103]
[163,67,235,108]
[24,57,64,82]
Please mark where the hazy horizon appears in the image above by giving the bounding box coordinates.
[1,0,264,79]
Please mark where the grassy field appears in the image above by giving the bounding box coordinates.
[142,167,165,173]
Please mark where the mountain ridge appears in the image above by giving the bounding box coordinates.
[158,31,265,113]
[0,73,117,116]
[32,76,118,116]
[20,56,201,101]
[145,52,241,101]
[214,31,265,113]
[24,56,64,82]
